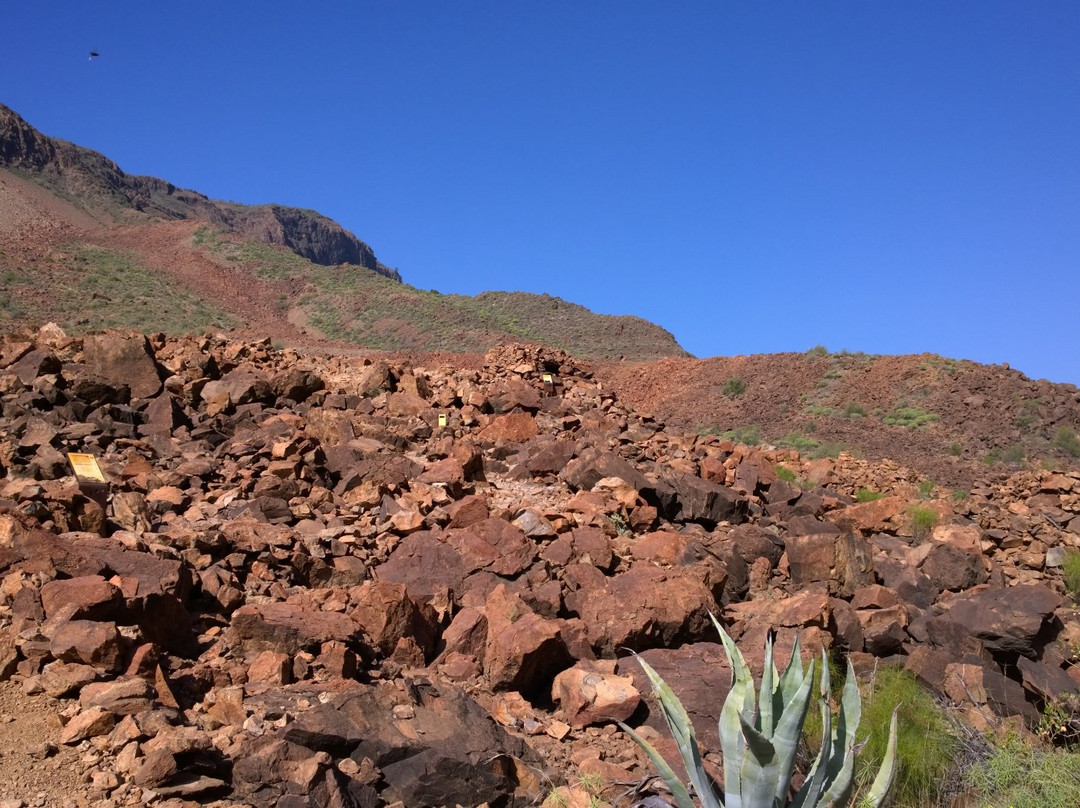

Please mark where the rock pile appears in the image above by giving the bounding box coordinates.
[0,327,1078,807]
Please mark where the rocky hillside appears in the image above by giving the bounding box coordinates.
[0,326,1078,807]
[0,104,689,362]
[597,349,1080,489]
[0,104,397,277]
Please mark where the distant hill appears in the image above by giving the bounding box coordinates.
[0,103,689,360]
[595,348,1080,487]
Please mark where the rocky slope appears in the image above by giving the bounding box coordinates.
[597,350,1080,489]
[0,104,689,362]
[0,104,397,278]
[0,327,1078,807]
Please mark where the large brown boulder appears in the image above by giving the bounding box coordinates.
[280,679,536,807]
[927,584,1062,657]
[81,331,163,400]
[574,565,719,655]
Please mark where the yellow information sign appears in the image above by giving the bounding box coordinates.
[438,413,448,427]
[542,374,553,384]
[67,453,106,483]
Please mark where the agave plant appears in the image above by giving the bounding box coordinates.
[621,615,898,808]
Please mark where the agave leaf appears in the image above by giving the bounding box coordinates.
[635,654,723,808]
[618,721,698,808]
[769,656,816,803]
[759,632,776,737]
[737,714,780,807]
[773,634,805,721]
[791,699,832,808]
[816,662,862,806]
[711,614,756,808]
[858,706,899,807]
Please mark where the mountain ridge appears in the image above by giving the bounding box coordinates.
[0,102,399,279]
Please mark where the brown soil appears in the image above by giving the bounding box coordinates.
[0,679,87,807]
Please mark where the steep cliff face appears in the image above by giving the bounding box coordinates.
[0,104,399,280]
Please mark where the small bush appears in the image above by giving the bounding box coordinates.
[1004,443,1026,464]
[949,441,963,456]
[908,505,938,539]
[722,377,747,398]
[857,667,959,808]
[809,442,850,460]
[723,424,761,446]
[777,432,820,452]
[775,465,797,483]
[917,479,935,500]
[857,488,886,502]
[1062,548,1080,603]
[806,344,829,357]
[951,489,969,502]
[883,406,939,429]
[844,401,867,418]
[804,404,837,417]
[964,735,1080,807]
[1054,426,1080,458]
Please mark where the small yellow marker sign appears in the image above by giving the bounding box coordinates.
[542,374,553,384]
[67,453,106,483]
[438,413,448,427]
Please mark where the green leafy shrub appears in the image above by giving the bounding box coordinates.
[805,404,838,417]
[778,432,820,452]
[883,406,939,429]
[1054,426,1080,458]
[856,667,958,807]
[809,442,850,460]
[843,402,867,418]
[776,465,797,483]
[1062,548,1080,603]
[723,425,762,446]
[723,377,747,398]
[856,489,886,503]
[807,345,830,357]
[949,442,963,457]
[917,479,935,499]
[623,618,898,807]
[1003,443,1026,464]
[908,505,938,539]
[964,735,1080,807]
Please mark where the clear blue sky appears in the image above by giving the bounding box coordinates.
[6,2,1079,383]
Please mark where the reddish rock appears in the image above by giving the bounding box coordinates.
[551,661,640,728]
[445,494,489,528]
[576,565,718,655]
[478,413,539,442]
[376,530,470,606]
[445,518,536,577]
[49,620,123,671]
[927,584,1062,656]
[484,585,571,698]
[248,650,294,684]
[39,575,123,621]
[59,706,115,744]
[79,677,156,714]
[82,331,163,400]
[230,602,366,655]
[349,580,439,659]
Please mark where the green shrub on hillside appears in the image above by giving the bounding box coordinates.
[856,489,886,502]
[775,465,797,483]
[883,406,938,429]
[908,505,938,539]
[723,377,747,398]
[1054,426,1080,458]
[964,735,1080,808]
[1062,548,1080,603]
[723,425,762,446]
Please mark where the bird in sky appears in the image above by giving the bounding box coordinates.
[89,51,99,61]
